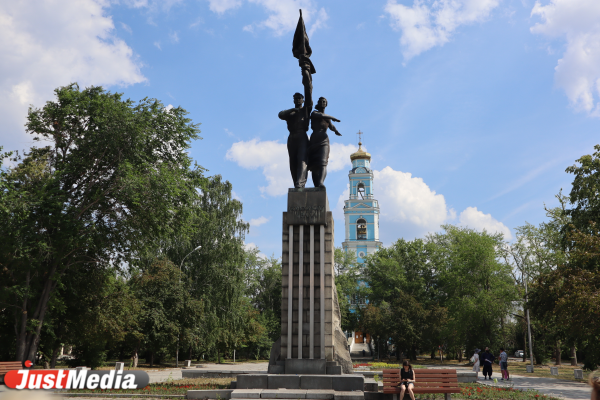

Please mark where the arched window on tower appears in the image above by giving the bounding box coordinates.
[357,182,365,199]
[356,218,367,240]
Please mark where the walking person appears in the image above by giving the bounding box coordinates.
[480,347,496,380]
[397,360,416,400]
[471,349,481,379]
[499,348,509,381]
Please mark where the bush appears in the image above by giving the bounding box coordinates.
[66,344,107,369]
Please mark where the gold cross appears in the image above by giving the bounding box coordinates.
[357,130,363,145]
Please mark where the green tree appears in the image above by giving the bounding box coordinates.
[363,238,445,360]
[430,225,518,356]
[0,84,203,363]
[334,248,360,332]
[529,146,600,369]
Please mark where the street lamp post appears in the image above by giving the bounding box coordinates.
[525,273,534,372]
[176,245,201,368]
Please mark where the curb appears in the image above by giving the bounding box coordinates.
[52,393,185,398]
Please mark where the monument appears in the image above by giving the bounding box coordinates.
[268,10,353,376]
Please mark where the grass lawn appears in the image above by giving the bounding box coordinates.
[504,361,594,383]
[409,356,596,383]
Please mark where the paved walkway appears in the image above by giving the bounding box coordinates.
[145,362,269,382]
[479,373,591,400]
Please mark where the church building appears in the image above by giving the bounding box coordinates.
[342,137,383,348]
[341,138,383,264]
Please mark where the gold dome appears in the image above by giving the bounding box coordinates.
[350,142,371,161]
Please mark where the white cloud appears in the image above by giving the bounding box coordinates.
[208,0,243,14]
[243,242,267,258]
[154,41,162,50]
[374,166,454,237]
[226,138,356,196]
[458,206,512,240]
[232,190,242,201]
[249,216,270,226]
[531,0,600,116]
[329,143,359,172]
[385,0,501,60]
[0,0,146,151]
[308,7,329,37]
[169,31,179,43]
[243,0,327,36]
[121,22,133,34]
[335,166,510,242]
[125,0,184,12]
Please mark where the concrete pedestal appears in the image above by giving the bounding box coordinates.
[281,188,334,361]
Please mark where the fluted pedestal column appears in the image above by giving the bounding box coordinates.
[280,188,334,369]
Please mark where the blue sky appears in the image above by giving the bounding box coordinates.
[1,0,599,257]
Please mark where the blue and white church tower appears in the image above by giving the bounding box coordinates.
[342,137,382,263]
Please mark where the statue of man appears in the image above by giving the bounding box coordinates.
[308,97,341,188]
[279,92,310,188]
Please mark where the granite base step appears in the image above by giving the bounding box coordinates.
[229,389,363,400]
[235,374,364,391]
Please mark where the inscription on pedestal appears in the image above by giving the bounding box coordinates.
[287,188,330,226]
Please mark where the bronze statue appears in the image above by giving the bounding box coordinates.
[279,93,310,188]
[280,10,341,189]
[308,97,342,188]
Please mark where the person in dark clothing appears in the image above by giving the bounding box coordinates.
[480,347,496,380]
[398,360,416,400]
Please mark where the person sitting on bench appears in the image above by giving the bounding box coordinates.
[398,360,416,400]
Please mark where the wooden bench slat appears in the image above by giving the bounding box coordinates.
[384,375,458,380]
[384,377,458,382]
[415,369,457,374]
[384,388,461,394]
[384,385,459,389]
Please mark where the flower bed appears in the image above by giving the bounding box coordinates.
[64,377,233,396]
[412,384,559,400]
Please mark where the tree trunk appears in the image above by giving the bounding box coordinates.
[430,349,436,359]
[150,351,154,367]
[22,264,59,365]
[570,345,577,366]
[15,271,30,362]
[523,332,527,363]
[555,341,561,365]
[458,349,463,363]
[217,348,220,364]
[50,346,60,368]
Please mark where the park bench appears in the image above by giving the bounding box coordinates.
[0,361,23,384]
[383,368,461,400]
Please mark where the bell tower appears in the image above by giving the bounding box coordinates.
[342,133,382,263]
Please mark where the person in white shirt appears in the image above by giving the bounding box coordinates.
[471,349,481,379]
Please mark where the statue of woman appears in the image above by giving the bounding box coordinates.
[308,97,342,188]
